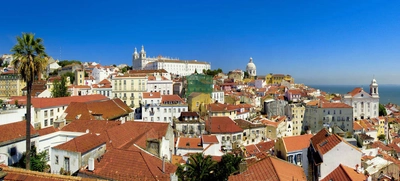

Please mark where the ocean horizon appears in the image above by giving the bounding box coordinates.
[308,84,400,105]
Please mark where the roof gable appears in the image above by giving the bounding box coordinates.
[283,134,313,152]
[54,133,105,154]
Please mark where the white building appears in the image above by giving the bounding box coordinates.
[211,91,224,104]
[141,92,188,125]
[246,57,256,77]
[51,133,106,175]
[132,46,210,76]
[307,129,361,181]
[45,57,61,76]
[91,65,118,84]
[343,79,379,120]
[206,117,244,151]
[175,135,223,161]
[146,75,173,95]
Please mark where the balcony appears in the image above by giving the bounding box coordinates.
[150,111,155,116]
[122,97,127,100]
[130,97,135,100]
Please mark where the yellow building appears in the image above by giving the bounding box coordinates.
[187,92,212,114]
[265,73,294,85]
[112,73,148,108]
[75,69,85,85]
[207,103,238,120]
[0,71,25,98]
[285,103,305,136]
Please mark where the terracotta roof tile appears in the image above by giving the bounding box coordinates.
[321,164,366,181]
[282,134,313,152]
[353,122,363,131]
[229,156,306,181]
[205,117,243,134]
[0,121,38,144]
[201,135,219,144]
[347,87,363,97]
[161,95,185,104]
[143,92,161,99]
[81,147,176,181]
[31,95,108,108]
[98,79,111,84]
[176,137,202,149]
[64,99,132,121]
[37,126,58,136]
[54,133,105,154]
[0,165,88,181]
[255,141,275,153]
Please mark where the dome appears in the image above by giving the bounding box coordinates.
[246,57,256,70]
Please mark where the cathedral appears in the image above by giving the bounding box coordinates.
[343,78,380,120]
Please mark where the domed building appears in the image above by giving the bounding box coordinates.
[246,57,256,77]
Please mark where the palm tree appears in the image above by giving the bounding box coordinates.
[11,33,47,170]
[177,153,217,181]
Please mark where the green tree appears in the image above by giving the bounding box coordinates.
[52,76,70,97]
[379,103,387,116]
[177,153,217,181]
[64,71,75,84]
[243,71,249,78]
[11,33,47,169]
[13,146,49,172]
[58,60,81,67]
[378,134,386,141]
[215,154,243,180]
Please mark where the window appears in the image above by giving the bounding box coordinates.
[288,155,294,163]
[296,154,302,164]
[44,119,48,127]
[233,136,236,141]
[50,118,53,125]
[55,155,59,164]
[10,147,17,156]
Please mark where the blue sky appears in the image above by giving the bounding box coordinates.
[1,1,400,85]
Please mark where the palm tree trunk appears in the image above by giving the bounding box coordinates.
[25,80,32,170]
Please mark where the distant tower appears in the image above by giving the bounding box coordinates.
[246,57,257,77]
[370,78,379,98]
[140,45,146,59]
[133,47,139,59]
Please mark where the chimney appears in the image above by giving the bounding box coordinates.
[355,164,359,173]
[121,118,126,124]
[239,161,247,173]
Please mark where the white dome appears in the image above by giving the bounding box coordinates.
[246,57,256,70]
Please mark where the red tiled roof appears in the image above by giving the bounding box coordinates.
[347,87,363,97]
[98,79,111,84]
[0,165,86,181]
[0,121,38,143]
[64,99,132,121]
[161,95,185,104]
[81,147,176,181]
[320,164,366,181]
[201,135,219,144]
[255,141,275,153]
[143,92,161,99]
[229,156,306,181]
[176,137,202,149]
[68,85,91,89]
[37,126,58,136]
[245,144,260,157]
[320,102,352,108]
[208,103,237,112]
[206,117,243,134]
[61,119,120,134]
[282,134,313,152]
[353,122,363,131]
[54,133,105,154]
[31,95,108,108]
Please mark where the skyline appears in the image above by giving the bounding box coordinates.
[1,1,400,85]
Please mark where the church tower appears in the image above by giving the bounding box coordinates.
[370,78,379,98]
[140,45,146,59]
[133,47,139,60]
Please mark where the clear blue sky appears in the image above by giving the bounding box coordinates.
[1,0,400,85]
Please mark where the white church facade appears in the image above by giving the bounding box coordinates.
[132,46,210,76]
[342,79,380,120]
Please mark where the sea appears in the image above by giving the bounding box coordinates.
[308,84,400,105]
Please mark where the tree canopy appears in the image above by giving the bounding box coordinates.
[58,60,81,67]
[63,72,75,84]
[176,153,243,181]
[379,103,387,116]
[52,76,70,97]
[202,68,223,77]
